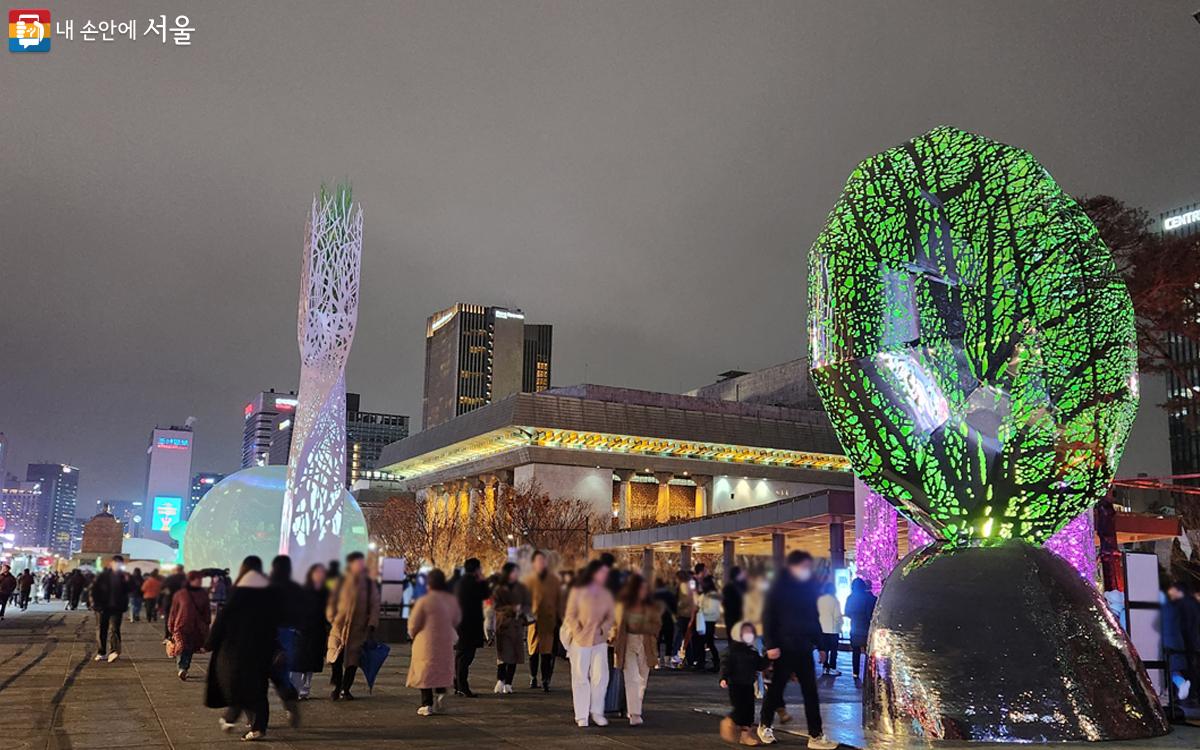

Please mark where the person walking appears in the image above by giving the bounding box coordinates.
[816,582,842,676]
[1165,580,1200,702]
[128,568,145,622]
[0,564,16,619]
[652,577,677,668]
[563,559,615,728]
[524,550,563,692]
[720,620,767,746]
[267,555,303,722]
[406,568,461,715]
[210,569,231,617]
[696,575,723,672]
[757,550,835,749]
[844,578,876,681]
[672,570,696,668]
[142,572,162,622]
[17,569,34,611]
[168,570,211,680]
[64,569,85,610]
[205,556,279,741]
[453,558,488,697]
[291,564,330,700]
[722,567,747,644]
[492,562,529,694]
[612,573,662,726]
[326,551,380,700]
[160,565,186,640]
[90,555,132,662]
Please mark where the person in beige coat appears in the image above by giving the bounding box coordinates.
[563,559,615,727]
[406,569,461,716]
[326,552,380,700]
[612,573,663,726]
[524,550,563,692]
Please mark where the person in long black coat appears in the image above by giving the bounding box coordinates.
[290,563,330,699]
[205,556,281,741]
[453,557,488,697]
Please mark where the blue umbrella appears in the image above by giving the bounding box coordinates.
[359,641,391,692]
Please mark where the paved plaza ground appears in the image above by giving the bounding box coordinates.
[2,602,1199,750]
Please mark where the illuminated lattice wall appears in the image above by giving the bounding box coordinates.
[281,184,363,573]
[808,127,1138,547]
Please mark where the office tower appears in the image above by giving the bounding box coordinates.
[241,389,297,468]
[346,393,409,486]
[1162,202,1200,482]
[0,479,43,548]
[143,425,193,543]
[422,303,553,429]
[25,463,79,555]
[188,472,225,518]
[0,433,8,484]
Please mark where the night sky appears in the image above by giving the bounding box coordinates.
[2,1,1197,511]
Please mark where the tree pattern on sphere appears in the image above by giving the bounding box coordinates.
[280,183,362,569]
[808,127,1137,546]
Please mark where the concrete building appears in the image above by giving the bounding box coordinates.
[25,463,79,556]
[686,359,823,410]
[143,426,193,544]
[188,472,225,519]
[1161,201,1200,484]
[241,389,297,468]
[422,304,552,429]
[379,384,853,568]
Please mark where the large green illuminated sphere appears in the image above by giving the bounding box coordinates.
[183,466,369,572]
[808,126,1137,546]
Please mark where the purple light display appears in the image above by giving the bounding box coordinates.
[907,519,935,550]
[857,488,899,594]
[1044,510,1097,579]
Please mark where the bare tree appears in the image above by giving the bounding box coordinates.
[370,491,473,571]
[479,479,602,570]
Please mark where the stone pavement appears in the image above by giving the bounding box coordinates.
[2,602,1199,750]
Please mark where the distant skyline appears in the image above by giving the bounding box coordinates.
[1,1,1198,510]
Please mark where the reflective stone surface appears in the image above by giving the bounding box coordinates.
[865,541,1168,742]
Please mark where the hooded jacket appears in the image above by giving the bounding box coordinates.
[721,620,766,685]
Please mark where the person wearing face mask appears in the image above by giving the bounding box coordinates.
[757,551,835,749]
[90,555,133,663]
[720,621,767,746]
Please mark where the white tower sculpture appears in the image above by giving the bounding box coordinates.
[280,183,362,573]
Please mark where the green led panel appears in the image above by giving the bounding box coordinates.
[808,126,1138,546]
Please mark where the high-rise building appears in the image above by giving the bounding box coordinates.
[1162,202,1200,482]
[97,499,145,537]
[241,389,297,468]
[0,478,43,548]
[188,472,225,518]
[0,433,9,485]
[422,303,553,429]
[346,393,409,487]
[143,426,193,543]
[269,393,408,487]
[25,463,79,555]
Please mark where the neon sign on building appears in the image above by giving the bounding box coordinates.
[1164,207,1200,232]
[156,436,190,449]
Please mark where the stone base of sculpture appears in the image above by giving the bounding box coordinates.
[864,541,1167,742]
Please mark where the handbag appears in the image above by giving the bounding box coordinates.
[165,637,181,658]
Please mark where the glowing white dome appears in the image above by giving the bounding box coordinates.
[183,466,368,573]
[122,537,177,565]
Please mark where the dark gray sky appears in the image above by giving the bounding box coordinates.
[2,1,1198,512]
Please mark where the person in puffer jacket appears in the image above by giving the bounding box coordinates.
[719,620,766,746]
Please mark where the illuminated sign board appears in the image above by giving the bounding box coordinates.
[494,309,524,320]
[274,397,298,411]
[1165,208,1200,232]
[156,436,190,450]
[151,496,183,531]
[244,403,254,419]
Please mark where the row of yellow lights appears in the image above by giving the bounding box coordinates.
[383,426,850,479]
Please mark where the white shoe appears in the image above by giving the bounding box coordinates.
[434,692,445,712]
[417,705,434,716]
[219,719,237,733]
[590,713,608,727]
[494,680,505,694]
[242,730,265,741]
[757,725,777,745]
[628,714,643,726]
[808,734,838,749]
[576,719,589,727]
[827,668,842,677]
[106,652,119,663]
[1180,679,1192,701]
[503,683,513,694]
[93,653,105,662]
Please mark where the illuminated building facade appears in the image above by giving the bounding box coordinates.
[1162,201,1200,482]
[143,426,193,544]
[0,479,43,548]
[188,472,225,519]
[241,389,297,468]
[422,303,553,429]
[26,463,79,555]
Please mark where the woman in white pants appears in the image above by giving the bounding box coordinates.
[611,573,663,725]
[563,559,615,727]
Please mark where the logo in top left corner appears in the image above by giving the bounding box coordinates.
[9,9,51,52]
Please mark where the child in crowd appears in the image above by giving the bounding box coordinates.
[719,621,766,746]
